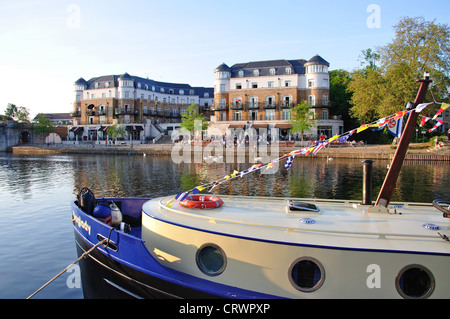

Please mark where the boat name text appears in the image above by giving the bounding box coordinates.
[73,213,91,235]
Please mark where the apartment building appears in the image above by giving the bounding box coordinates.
[212,55,343,140]
[70,73,214,141]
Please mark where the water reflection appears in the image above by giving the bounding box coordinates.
[1,153,449,204]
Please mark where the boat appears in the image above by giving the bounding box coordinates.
[72,75,450,299]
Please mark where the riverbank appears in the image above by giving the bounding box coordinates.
[6,142,450,161]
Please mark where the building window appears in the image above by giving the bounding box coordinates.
[252,82,258,89]
[265,109,275,120]
[105,82,110,88]
[268,81,274,88]
[220,99,226,107]
[95,83,99,89]
[285,67,292,75]
[282,109,292,120]
[253,69,259,76]
[190,90,194,95]
[220,112,227,121]
[124,91,130,98]
[233,111,242,121]
[270,68,275,76]
[308,79,315,88]
[285,80,291,87]
[282,95,292,106]
[102,93,106,98]
[265,96,275,106]
[249,110,258,121]
[238,70,244,77]
[308,95,315,106]
[322,110,328,120]
[323,79,329,88]
[249,96,258,108]
[220,84,226,92]
[180,90,184,95]
[236,83,242,89]
[204,93,209,98]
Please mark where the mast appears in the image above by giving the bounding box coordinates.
[370,74,432,214]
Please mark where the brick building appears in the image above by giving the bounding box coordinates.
[70,73,214,142]
[211,55,343,140]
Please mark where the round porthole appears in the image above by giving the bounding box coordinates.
[196,244,226,276]
[289,257,325,293]
[395,264,435,299]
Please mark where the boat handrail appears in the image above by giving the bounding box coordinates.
[157,196,440,241]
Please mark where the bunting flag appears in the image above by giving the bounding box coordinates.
[429,120,444,133]
[420,116,431,127]
[387,116,403,138]
[175,191,189,202]
[312,141,329,155]
[415,102,434,113]
[175,101,449,202]
[166,199,173,208]
[284,156,294,170]
[432,103,450,120]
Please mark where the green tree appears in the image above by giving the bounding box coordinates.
[290,101,315,142]
[329,69,357,131]
[106,124,125,140]
[180,104,209,134]
[4,103,30,122]
[34,114,55,139]
[349,16,450,124]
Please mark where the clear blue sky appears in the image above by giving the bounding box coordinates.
[1,0,449,118]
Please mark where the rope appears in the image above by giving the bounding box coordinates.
[26,238,108,299]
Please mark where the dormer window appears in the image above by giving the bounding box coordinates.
[95,83,100,89]
[105,82,110,88]
[238,70,244,77]
[189,90,194,95]
[285,67,292,75]
[269,68,276,76]
[180,90,184,95]
[253,69,259,77]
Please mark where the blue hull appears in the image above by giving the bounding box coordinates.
[72,198,279,299]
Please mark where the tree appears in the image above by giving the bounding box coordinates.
[348,17,450,124]
[290,101,315,142]
[106,124,125,140]
[180,104,209,134]
[34,113,55,140]
[4,103,30,122]
[329,69,358,131]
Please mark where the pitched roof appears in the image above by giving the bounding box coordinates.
[229,59,307,77]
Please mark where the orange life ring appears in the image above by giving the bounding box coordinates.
[180,195,224,209]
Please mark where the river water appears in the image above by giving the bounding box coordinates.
[0,152,449,299]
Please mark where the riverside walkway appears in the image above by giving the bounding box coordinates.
[6,142,450,161]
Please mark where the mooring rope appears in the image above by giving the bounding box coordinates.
[26,238,108,299]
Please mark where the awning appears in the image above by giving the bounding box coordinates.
[126,125,144,131]
[251,124,269,129]
[228,124,246,129]
[69,127,77,132]
[274,124,292,129]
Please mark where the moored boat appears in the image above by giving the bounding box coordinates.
[72,75,450,299]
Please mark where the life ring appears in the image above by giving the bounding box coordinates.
[180,195,224,209]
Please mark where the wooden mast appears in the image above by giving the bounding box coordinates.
[370,74,432,213]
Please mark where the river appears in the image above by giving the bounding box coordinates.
[0,152,449,298]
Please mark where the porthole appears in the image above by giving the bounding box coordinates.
[395,264,435,299]
[289,257,325,292]
[196,244,226,276]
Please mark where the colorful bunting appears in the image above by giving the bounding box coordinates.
[432,103,450,120]
[173,101,450,201]
[429,120,444,133]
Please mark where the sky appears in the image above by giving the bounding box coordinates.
[1,0,450,118]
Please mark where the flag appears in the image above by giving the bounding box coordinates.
[357,124,369,133]
[284,156,294,170]
[420,116,431,127]
[312,141,329,155]
[429,120,444,133]
[338,134,351,143]
[432,103,450,120]
[328,135,341,142]
[387,116,403,138]
[415,102,433,113]
[192,186,206,194]
[175,191,189,202]
[371,118,388,132]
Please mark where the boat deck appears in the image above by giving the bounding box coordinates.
[142,195,450,255]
